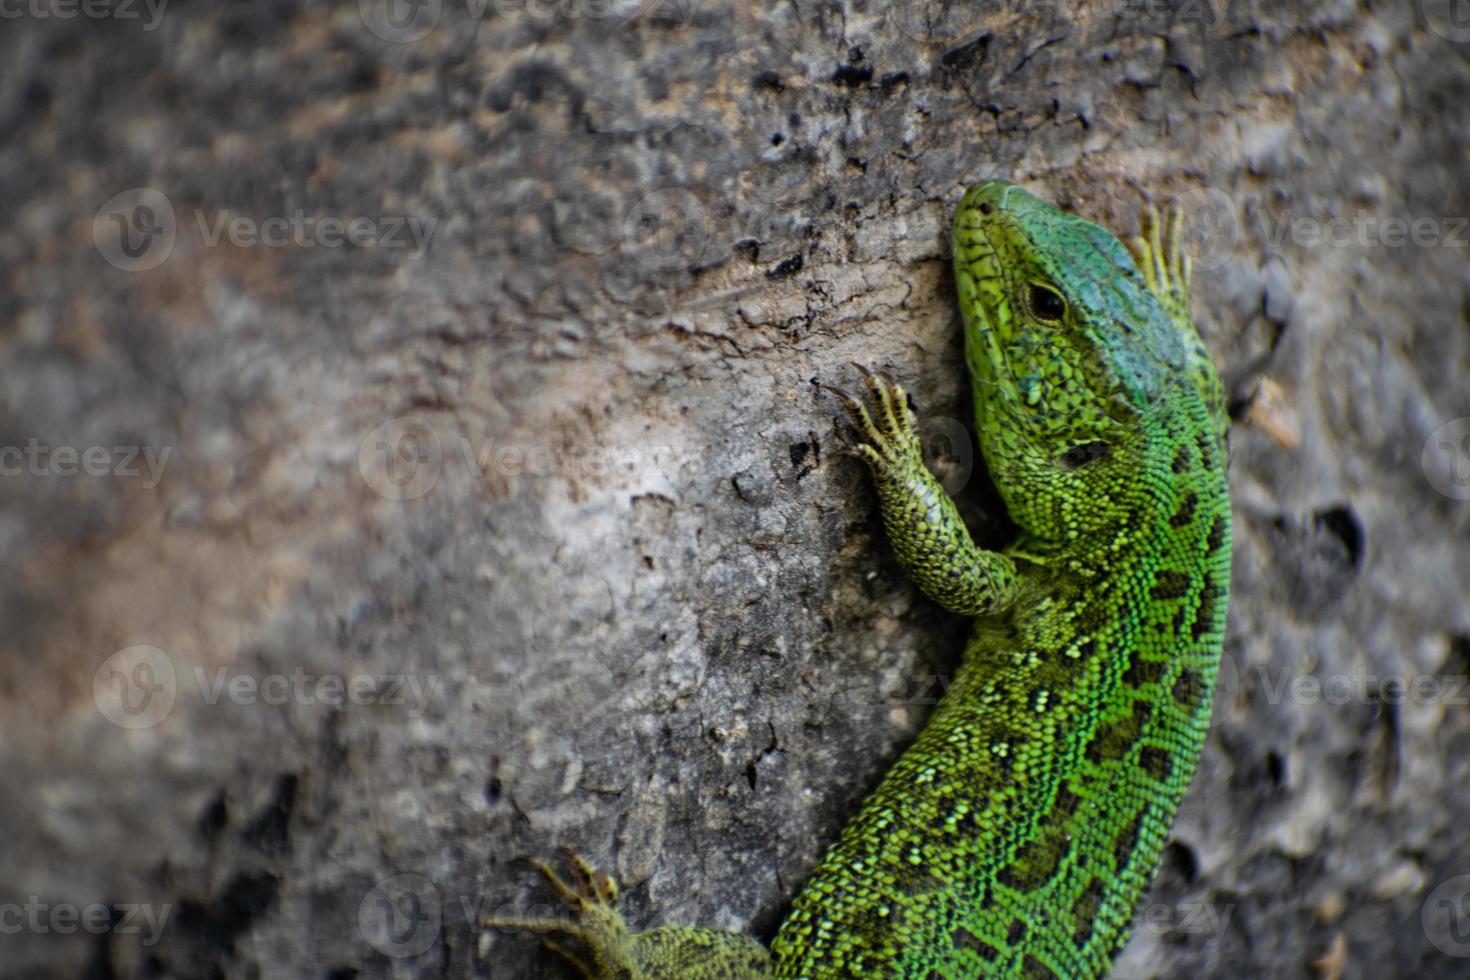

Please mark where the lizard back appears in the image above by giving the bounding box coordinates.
[772,181,1231,978]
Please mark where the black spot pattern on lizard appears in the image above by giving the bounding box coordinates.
[1007,918,1028,945]
[952,926,1000,960]
[989,734,1032,778]
[1195,429,1216,472]
[1169,491,1198,528]
[1021,953,1060,979]
[1071,876,1107,948]
[1112,811,1145,871]
[1053,784,1083,818]
[1059,440,1111,469]
[1171,443,1192,475]
[1138,745,1173,782]
[1192,573,1227,641]
[895,857,947,898]
[1084,700,1152,763]
[1067,589,1117,638]
[997,820,1071,892]
[1173,668,1206,709]
[1149,570,1192,601]
[1122,651,1167,687]
[1171,605,1190,634]
[1205,512,1227,554]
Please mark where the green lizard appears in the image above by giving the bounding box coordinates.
[485,180,1231,978]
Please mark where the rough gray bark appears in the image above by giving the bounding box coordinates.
[3,1,1470,978]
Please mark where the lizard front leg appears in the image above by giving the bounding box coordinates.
[824,364,1019,617]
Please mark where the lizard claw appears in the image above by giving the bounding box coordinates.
[1129,200,1191,311]
[821,364,923,473]
[483,853,629,978]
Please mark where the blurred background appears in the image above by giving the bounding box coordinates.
[2,1,1470,977]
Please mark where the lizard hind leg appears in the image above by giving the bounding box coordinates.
[484,853,772,980]
[483,852,632,979]
[1129,201,1228,443]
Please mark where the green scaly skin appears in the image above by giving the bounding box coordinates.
[485,180,1231,979]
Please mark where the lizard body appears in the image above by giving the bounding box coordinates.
[487,180,1231,979]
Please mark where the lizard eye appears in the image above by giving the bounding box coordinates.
[1028,282,1066,322]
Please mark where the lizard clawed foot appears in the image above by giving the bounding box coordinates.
[1128,201,1191,310]
[483,851,628,978]
[819,362,924,474]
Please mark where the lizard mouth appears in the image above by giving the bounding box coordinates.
[952,181,1028,401]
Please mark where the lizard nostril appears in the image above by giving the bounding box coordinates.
[978,202,993,215]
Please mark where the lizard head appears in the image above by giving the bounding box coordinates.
[951,180,1188,542]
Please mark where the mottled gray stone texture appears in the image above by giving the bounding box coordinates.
[3,1,1470,977]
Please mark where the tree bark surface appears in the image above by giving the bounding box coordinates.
[3,2,1470,977]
